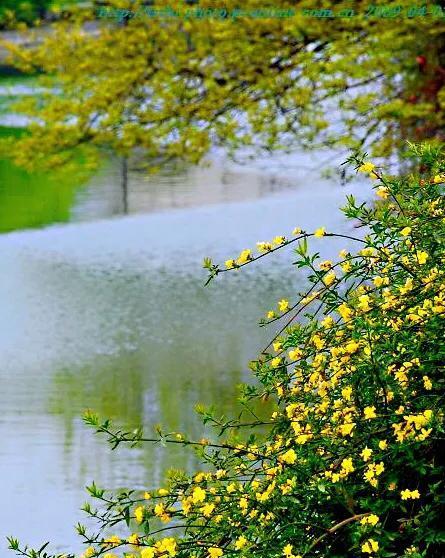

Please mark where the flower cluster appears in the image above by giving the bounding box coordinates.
[224,229,304,270]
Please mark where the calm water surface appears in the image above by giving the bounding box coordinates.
[0,119,372,555]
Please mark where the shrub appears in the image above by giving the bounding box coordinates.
[9,144,445,558]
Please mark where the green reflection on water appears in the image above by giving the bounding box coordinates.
[47,344,272,486]
[0,126,92,233]
[45,268,284,485]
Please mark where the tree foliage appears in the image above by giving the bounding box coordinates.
[1,0,445,170]
[8,144,445,558]
[0,0,51,28]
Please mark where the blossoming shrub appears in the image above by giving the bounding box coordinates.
[9,145,445,558]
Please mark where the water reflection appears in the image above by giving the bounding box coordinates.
[0,126,343,233]
[71,152,327,222]
[0,128,94,233]
[0,237,298,552]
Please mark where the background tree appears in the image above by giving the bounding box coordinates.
[0,0,52,28]
[1,0,445,171]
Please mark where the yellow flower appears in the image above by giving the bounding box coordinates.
[345,341,359,354]
[200,504,215,517]
[339,421,356,436]
[314,227,326,237]
[361,447,373,461]
[154,502,171,522]
[280,449,297,465]
[236,249,252,265]
[423,376,432,390]
[378,440,388,450]
[319,260,333,270]
[283,544,294,557]
[208,547,223,558]
[201,503,215,517]
[400,489,411,500]
[128,534,139,546]
[266,310,276,319]
[358,294,371,312]
[376,186,389,199]
[288,348,302,361]
[401,488,420,500]
[321,316,334,328]
[226,483,237,493]
[361,514,379,526]
[433,174,445,183]
[134,505,145,524]
[364,466,376,484]
[375,462,385,476]
[373,276,384,287]
[181,497,192,515]
[192,486,206,503]
[360,247,376,257]
[301,291,320,304]
[337,303,353,321]
[239,496,248,511]
[358,162,376,174]
[156,538,177,557]
[312,334,325,349]
[292,227,302,235]
[271,357,282,369]
[158,488,169,496]
[296,433,312,445]
[361,538,379,554]
[342,386,353,401]
[103,536,120,548]
[323,271,336,286]
[144,491,151,500]
[257,241,272,252]
[401,226,411,236]
[340,457,355,474]
[154,503,165,516]
[225,259,235,269]
[273,235,286,246]
[416,250,428,264]
[364,406,377,420]
[417,428,432,442]
[278,299,290,312]
[82,548,95,558]
[235,536,248,550]
[273,341,282,352]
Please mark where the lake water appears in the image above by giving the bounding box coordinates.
[0,86,373,556]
